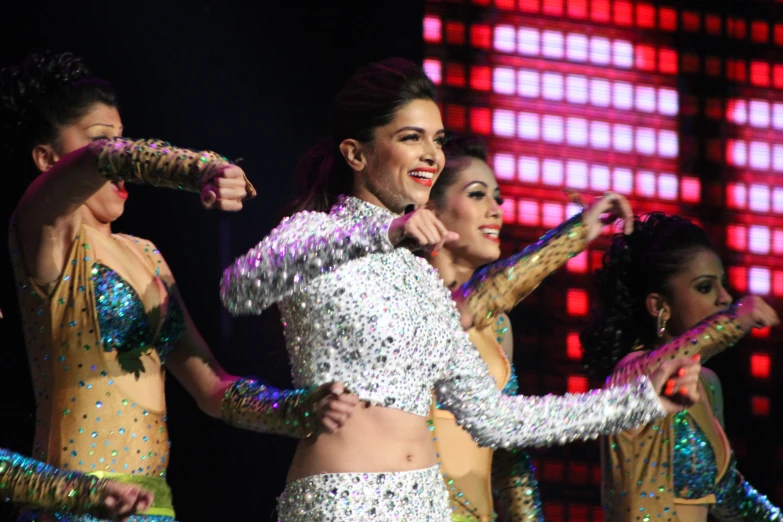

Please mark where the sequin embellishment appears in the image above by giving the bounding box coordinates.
[91,263,185,367]
[673,411,718,499]
[222,196,666,449]
[277,465,450,521]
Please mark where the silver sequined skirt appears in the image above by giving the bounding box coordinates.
[277,465,451,521]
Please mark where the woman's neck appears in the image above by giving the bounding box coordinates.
[652,331,675,349]
[428,247,478,290]
[77,206,112,236]
[351,181,405,215]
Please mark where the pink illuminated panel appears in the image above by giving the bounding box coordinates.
[427,0,781,505]
[424,5,687,407]
[724,85,783,313]
[423,16,684,212]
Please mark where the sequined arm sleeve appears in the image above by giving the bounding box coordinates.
[607,311,744,387]
[711,456,782,522]
[0,448,106,514]
[88,137,256,196]
[435,314,666,449]
[220,209,395,315]
[221,377,322,438]
[458,213,587,330]
[491,364,544,522]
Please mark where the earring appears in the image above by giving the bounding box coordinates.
[657,309,667,338]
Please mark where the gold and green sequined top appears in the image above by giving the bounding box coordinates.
[430,325,543,522]
[8,222,184,481]
[429,215,587,521]
[458,213,587,331]
[601,312,745,522]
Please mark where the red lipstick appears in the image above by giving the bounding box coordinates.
[479,224,501,243]
[408,167,437,188]
[112,181,129,200]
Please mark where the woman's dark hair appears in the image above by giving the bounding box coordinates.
[429,134,488,211]
[580,212,713,378]
[0,51,117,177]
[286,57,437,215]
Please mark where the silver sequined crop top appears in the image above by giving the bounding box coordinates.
[221,196,667,449]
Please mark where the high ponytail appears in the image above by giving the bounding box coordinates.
[580,213,713,378]
[285,138,352,215]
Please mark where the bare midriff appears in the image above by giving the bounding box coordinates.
[287,405,436,482]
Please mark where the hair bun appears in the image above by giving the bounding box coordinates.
[0,51,93,156]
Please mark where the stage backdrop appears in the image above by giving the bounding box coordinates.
[424,0,783,517]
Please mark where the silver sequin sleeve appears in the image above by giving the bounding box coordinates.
[435,320,666,449]
[221,202,395,315]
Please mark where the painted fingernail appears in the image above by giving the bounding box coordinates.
[678,368,686,377]
[680,387,688,395]
[431,250,438,257]
[692,354,701,362]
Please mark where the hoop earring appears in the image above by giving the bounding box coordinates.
[657,309,667,338]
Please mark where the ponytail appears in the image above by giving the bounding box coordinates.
[580,213,713,377]
[283,138,352,216]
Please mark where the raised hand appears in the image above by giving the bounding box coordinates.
[732,295,780,330]
[581,191,634,240]
[201,165,251,212]
[389,208,459,255]
[648,355,701,414]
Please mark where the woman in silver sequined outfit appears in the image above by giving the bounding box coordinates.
[220,58,703,522]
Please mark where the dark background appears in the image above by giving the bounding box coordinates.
[0,2,424,520]
[1,1,779,521]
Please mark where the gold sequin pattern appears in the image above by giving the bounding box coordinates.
[601,312,751,522]
[431,326,515,521]
[607,312,744,388]
[8,223,173,480]
[459,214,587,330]
[221,377,318,438]
[492,448,543,522]
[0,448,105,515]
[711,455,781,521]
[90,137,256,197]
